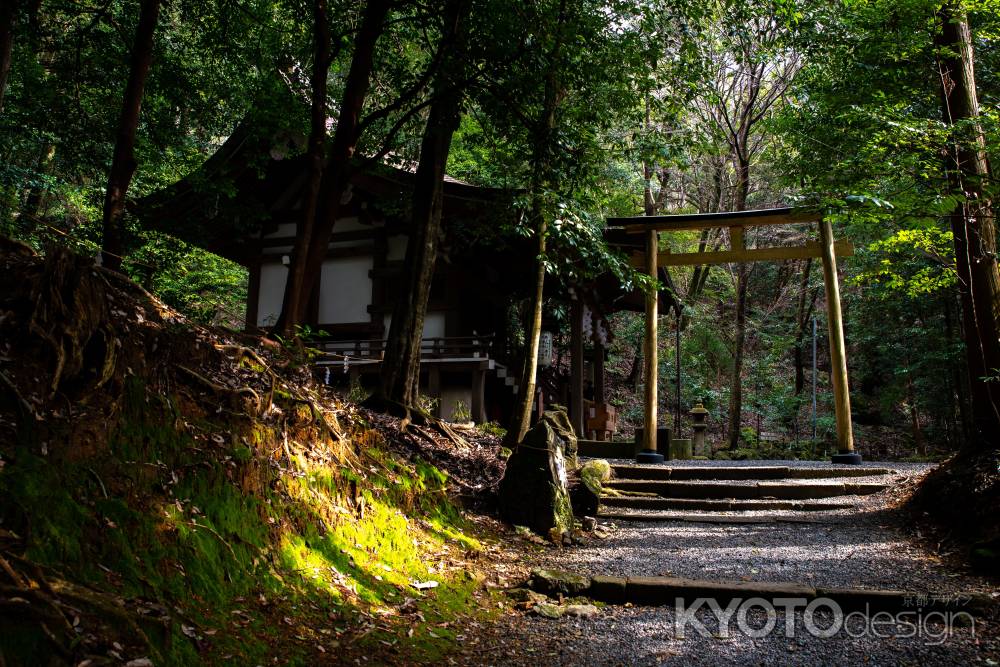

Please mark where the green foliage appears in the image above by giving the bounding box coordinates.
[126,231,248,325]
[417,393,440,415]
[347,380,371,404]
[451,399,472,423]
[477,421,508,439]
[739,426,759,448]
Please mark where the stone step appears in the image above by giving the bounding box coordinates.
[600,495,856,512]
[596,510,839,524]
[527,569,993,614]
[610,464,891,482]
[603,479,889,500]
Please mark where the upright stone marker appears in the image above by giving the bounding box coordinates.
[499,415,575,539]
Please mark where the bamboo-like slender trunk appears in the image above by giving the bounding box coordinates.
[727,263,749,449]
[507,1,568,444]
[793,259,816,395]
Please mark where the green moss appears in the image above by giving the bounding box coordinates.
[0,374,495,666]
[580,459,612,494]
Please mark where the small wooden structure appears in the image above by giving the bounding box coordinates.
[135,123,533,424]
[605,207,859,463]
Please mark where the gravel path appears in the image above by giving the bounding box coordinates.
[532,520,993,592]
[463,605,997,666]
[459,460,1000,666]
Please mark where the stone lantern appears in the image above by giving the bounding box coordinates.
[690,403,709,457]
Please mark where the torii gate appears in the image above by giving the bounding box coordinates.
[606,207,862,465]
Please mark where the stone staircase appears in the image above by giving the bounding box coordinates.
[598,463,896,524]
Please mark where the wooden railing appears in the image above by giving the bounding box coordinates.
[315,335,494,363]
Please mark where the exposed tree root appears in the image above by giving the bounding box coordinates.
[0,371,35,444]
[177,364,262,411]
[362,394,471,449]
[29,246,118,397]
[0,550,164,663]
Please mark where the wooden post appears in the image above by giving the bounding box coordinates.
[642,230,659,454]
[570,299,585,437]
[818,218,855,455]
[428,365,442,419]
[594,322,606,403]
[471,367,486,423]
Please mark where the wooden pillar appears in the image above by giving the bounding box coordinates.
[819,218,855,453]
[570,299,585,437]
[594,321,606,403]
[642,230,659,452]
[427,365,442,419]
[245,260,261,330]
[471,367,486,423]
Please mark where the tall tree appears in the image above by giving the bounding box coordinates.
[0,0,16,113]
[276,0,332,335]
[278,0,391,329]
[99,0,161,271]
[506,0,569,444]
[378,0,471,410]
[692,2,798,449]
[935,2,1000,447]
[792,258,818,395]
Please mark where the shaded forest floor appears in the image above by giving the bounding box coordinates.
[0,240,544,665]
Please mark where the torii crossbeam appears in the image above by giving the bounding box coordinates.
[606,207,860,465]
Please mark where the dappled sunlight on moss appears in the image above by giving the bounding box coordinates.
[0,368,497,665]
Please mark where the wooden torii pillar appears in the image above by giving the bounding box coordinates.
[609,207,861,464]
[637,229,663,463]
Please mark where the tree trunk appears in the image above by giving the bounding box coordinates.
[936,4,1000,449]
[727,263,749,449]
[275,0,330,335]
[793,259,817,395]
[508,197,549,443]
[22,142,55,227]
[626,346,642,391]
[0,0,16,113]
[278,0,390,329]
[379,0,469,409]
[507,1,568,444]
[727,153,751,449]
[945,294,973,444]
[99,0,160,271]
[906,364,926,456]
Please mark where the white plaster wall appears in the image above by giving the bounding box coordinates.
[257,263,288,327]
[382,311,446,339]
[423,312,446,339]
[318,257,373,323]
[262,222,298,239]
[386,235,408,261]
[334,217,367,233]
